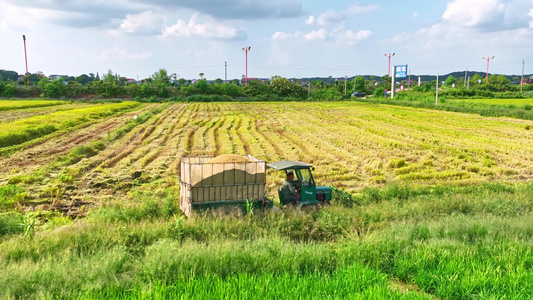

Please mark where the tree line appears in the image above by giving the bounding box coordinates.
[0,68,531,101]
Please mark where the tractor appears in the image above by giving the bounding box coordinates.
[267,160,332,206]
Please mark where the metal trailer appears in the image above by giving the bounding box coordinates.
[180,155,271,216]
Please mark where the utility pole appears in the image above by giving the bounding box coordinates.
[391,66,396,98]
[436,73,439,106]
[384,53,395,77]
[483,56,495,84]
[225,61,227,83]
[242,47,251,86]
[464,68,468,87]
[308,82,311,99]
[521,59,525,94]
[23,35,29,86]
[353,75,357,92]
[467,76,470,89]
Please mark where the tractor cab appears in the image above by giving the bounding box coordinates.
[267,160,332,206]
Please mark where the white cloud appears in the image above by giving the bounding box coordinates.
[132,0,305,20]
[442,0,505,27]
[306,3,377,26]
[442,0,531,31]
[337,29,372,45]
[162,14,245,39]
[389,0,533,70]
[120,11,164,35]
[304,29,328,40]
[4,0,148,28]
[272,27,371,44]
[272,31,294,40]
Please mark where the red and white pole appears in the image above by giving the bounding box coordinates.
[242,46,251,85]
[384,53,395,77]
[483,56,495,84]
[23,35,29,85]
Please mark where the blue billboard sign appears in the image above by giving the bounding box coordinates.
[395,65,407,78]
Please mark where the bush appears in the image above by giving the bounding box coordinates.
[311,89,344,101]
[374,87,385,98]
[3,84,15,97]
[44,83,58,98]
[185,95,233,102]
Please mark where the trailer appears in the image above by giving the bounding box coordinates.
[179,155,272,216]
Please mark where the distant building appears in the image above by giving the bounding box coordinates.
[48,75,62,81]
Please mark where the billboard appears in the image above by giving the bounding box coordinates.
[395,65,407,78]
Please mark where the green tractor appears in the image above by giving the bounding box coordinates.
[267,160,332,207]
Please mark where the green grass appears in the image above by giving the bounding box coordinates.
[0,100,69,111]
[358,96,533,121]
[455,98,533,106]
[0,182,531,299]
[85,264,426,299]
[0,101,140,148]
[0,101,532,299]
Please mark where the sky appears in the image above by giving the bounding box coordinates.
[1,0,533,80]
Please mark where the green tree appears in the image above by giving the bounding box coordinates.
[103,70,115,83]
[354,76,365,92]
[223,83,240,96]
[3,84,15,97]
[270,76,305,98]
[444,75,457,87]
[44,83,58,98]
[126,83,141,98]
[37,77,48,92]
[152,69,170,86]
[140,84,151,97]
[472,73,483,85]
[194,79,209,93]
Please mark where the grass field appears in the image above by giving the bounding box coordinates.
[0,101,532,299]
[453,98,533,106]
[0,101,140,149]
[0,100,70,111]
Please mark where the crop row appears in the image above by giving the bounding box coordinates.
[0,101,140,148]
[167,102,532,192]
[1,101,531,206]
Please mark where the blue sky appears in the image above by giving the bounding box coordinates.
[1,0,532,80]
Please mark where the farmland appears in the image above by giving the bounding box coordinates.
[0,100,70,111]
[0,100,532,299]
[453,98,533,106]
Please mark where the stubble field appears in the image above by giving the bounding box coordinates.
[0,100,532,299]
